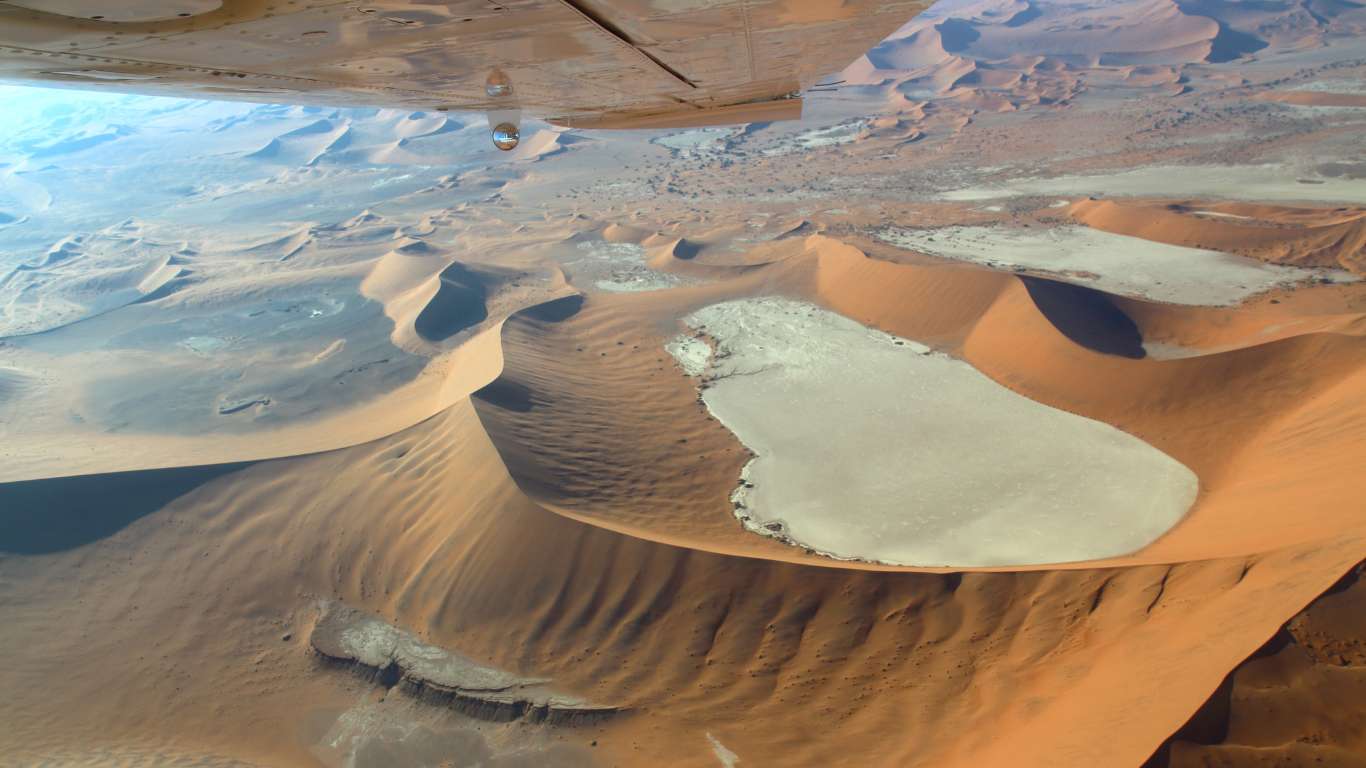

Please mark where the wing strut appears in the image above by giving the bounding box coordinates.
[551,0,699,92]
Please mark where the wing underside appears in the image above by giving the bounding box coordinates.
[0,0,926,127]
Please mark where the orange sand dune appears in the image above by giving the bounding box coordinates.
[6,5,1366,762]
[4,223,1366,765]
[3,399,1361,767]
[474,233,1366,569]
[1070,198,1366,273]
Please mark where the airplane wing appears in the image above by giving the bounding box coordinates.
[0,0,927,131]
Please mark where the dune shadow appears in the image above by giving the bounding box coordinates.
[1140,614,1316,767]
[473,377,536,412]
[519,294,584,323]
[1205,21,1269,63]
[414,262,489,342]
[935,19,981,52]
[1139,671,1235,766]
[1020,276,1146,359]
[0,462,251,555]
[1172,1,1269,62]
[672,239,703,260]
[1005,1,1042,27]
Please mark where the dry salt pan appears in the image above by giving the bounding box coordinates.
[667,297,1199,567]
[876,225,1352,306]
[567,239,684,293]
[940,164,1366,205]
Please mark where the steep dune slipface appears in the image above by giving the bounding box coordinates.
[412,262,490,342]
[246,119,354,167]
[1149,563,1366,767]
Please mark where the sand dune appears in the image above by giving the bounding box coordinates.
[246,120,354,166]
[945,0,1218,64]
[0,233,182,336]
[845,0,1257,112]
[392,113,463,141]
[3,2,1366,765]
[0,213,572,482]
[413,262,491,342]
[1150,563,1366,765]
[471,233,1366,570]
[237,225,316,262]
[241,112,493,168]
[1071,198,1366,274]
[508,129,587,163]
[2,396,1361,767]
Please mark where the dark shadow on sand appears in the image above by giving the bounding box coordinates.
[0,462,251,555]
[1021,276,1146,359]
[935,18,981,52]
[672,239,703,260]
[473,377,536,413]
[519,294,584,323]
[414,262,489,342]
